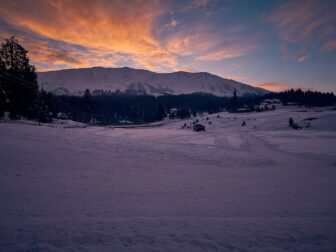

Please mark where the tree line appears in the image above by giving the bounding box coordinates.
[0,37,335,125]
[264,88,335,107]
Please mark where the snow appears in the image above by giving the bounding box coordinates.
[37,67,268,96]
[0,117,87,128]
[1,106,336,251]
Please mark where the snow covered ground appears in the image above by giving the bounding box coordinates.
[1,106,336,251]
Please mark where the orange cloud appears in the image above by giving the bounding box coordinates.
[0,0,177,71]
[0,0,257,72]
[165,33,218,56]
[1,35,130,71]
[176,66,199,72]
[197,43,255,61]
[253,82,292,92]
[165,23,256,61]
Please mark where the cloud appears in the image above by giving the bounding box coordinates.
[0,26,92,70]
[197,42,255,61]
[253,82,293,92]
[0,0,257,72]
[320,40,336,52]
[165,33,217,56]
[296,49,310,63]
[0,31,134,71]
[266,0,336,52]
[281,46,310,63]
[254,82,331,93]
[193,0,214,8]
[165,23,256,61]
[178,0,216,12]
[177,67,199,72]
[0,0,178,71]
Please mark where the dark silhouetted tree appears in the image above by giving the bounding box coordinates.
[38,88,52,123]
[83,89,93,123]
[155,104,166,120]
[0,81,5,118]
[228,88,238,111]
[0,36,39,119]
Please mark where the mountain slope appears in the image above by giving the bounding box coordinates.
[38,67,268,96]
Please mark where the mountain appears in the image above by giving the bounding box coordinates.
[37,67,268,96]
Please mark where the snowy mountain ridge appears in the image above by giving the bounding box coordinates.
[38,67,268,96]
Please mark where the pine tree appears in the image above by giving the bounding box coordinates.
[0,36,39,119]
[38,88,52,123]
[155,104,166,120]
[229,88,238,111]
[0,81,5,118]
[83,89,93,123]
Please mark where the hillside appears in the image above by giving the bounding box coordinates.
[38,67,268,96]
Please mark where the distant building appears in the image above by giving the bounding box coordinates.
[168,108,178,119]
[255,98,281,111]
[57,112,71,120]
[169,108,178,115]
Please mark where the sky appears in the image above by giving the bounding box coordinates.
[0,0,335,92]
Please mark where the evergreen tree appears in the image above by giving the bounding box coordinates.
[0,81,5,118]
[38,88,52,123]
[83,89,93,123]
[228,88,238,111]
[0,36,39,118]
[155,104,166,120]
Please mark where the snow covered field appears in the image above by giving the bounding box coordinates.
[1,106,336,251]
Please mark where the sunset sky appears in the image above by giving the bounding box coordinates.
[0,0,335,92]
